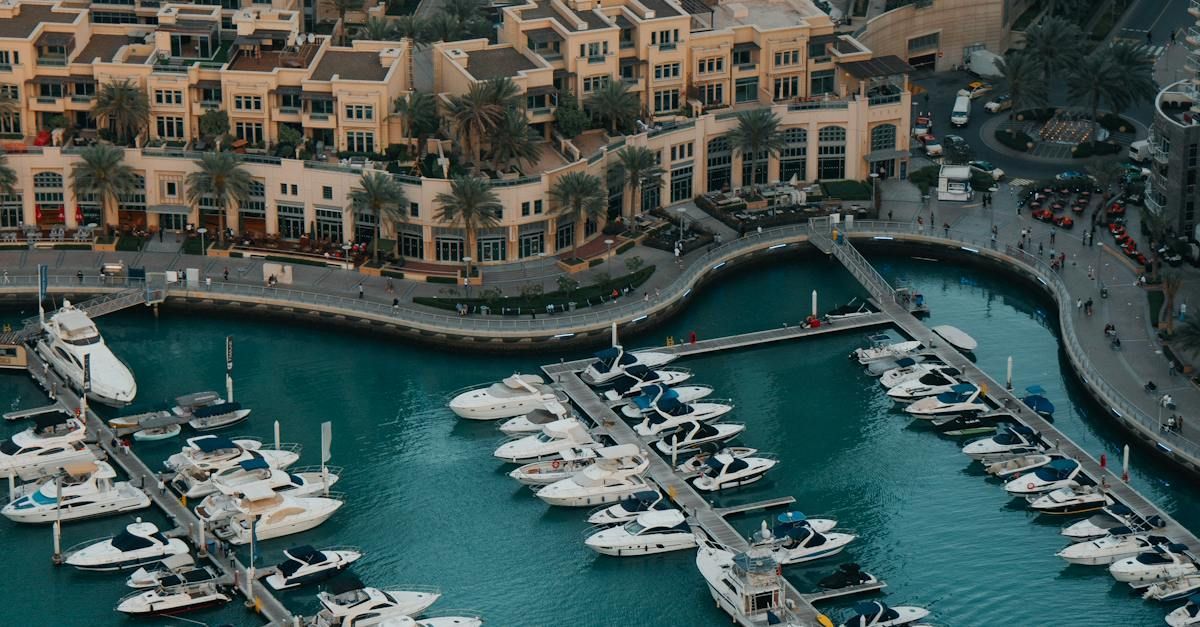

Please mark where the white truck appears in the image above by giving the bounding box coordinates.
[1129,139,1150,163]
[937,165,973,201]
[950,92,971,127]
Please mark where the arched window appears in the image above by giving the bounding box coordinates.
[707,136,732,192]
[871,124,896,152]
[817,126,846,180]
[33,172,63,188]
[780,128,807,183]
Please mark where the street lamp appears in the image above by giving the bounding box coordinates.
[869,172,880,215]
[342,243,352,268]
[462,255,472,297]
[604,238,614,260]
[676,207,688,247]
[196,227,207,256]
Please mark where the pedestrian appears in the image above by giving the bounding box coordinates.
[1087,265,1094,280]
[76,270,83,283]
[1170,361,1177,377]
[1085,298,1093,316]
[943,222,950,237]
[158,229,164,242]
[110,437,118,450]
[917,216,924,227]
[158,478,166,495]
[205,276,211,289]
[655,288,661,299]
[223,267,229,281]
[1147,29,1153,44]
[1076,298,1083,311]
[1179,415,1186,433]
[1,270,7,284]
[888,210,893,221]
[1050,228,1056,244]
[674,246,681,266]
[386,279,394,293]
[689,330,697,344]
[1038,242,1044,256]
[391,297,399,311]
[643,293,649,303]
[357,283,364,299]
[1172,29,1177,45]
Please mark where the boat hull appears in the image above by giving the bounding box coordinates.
[3,490,151,524]
[586,533,697,556]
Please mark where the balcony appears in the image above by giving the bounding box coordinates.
[37,57,68,67]
[586,55,607,64]
[200,100,221,111]
[0,64,10,72]
[35,96,62,105]
[658,42,677,51]
[1145,190,1165,215]
[278,107,302,116]
[1191,0,1200,18]
[70,95,94,104]
[868,93,903,106]
[735,63,757,73]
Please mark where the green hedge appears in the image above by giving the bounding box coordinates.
[995,128,1033,152]
[182,237,210,255]
[616,240,636,254]
[116,236,146,252]
[229,251,243,258]
[908,165,940,196]
[382,269,405,279]
[820,180,872,200]
[0,244,24,250]
[265,254,328,267]
[589,258,605,267]
[427,275,457,284]
[1072,141,1121,159]
[53,244,93,250]
[414,266,656,314]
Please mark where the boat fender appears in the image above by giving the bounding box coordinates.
[1027,482,1035,490]
[551,460,561,469]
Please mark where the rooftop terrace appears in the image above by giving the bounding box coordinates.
[0,4,79,39]
[311,49,391,81]
[75,34,130,64]
[710,0,824,29]
[464,47,538,81]
[227,42,320,73]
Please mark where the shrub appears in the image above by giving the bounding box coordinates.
[264,254,328,267]
[615,240,636,254]
[115,236,146,252]
[820,180,872,200]
[53,244,92,250]
[908,165,940,196]
[1072,141,1121,159]
[588,258,604,267]
[624,255,644,273]
[602,222,627,236]
[382,269,406,279]
[427,275,458,284]
[995,128,1033,152]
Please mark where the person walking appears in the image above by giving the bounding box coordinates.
[357,283,364,299]
[2,270,7,284]
[392,297,399,312]
[1050,228,1056,244]
[1076,298,1083,312]
[1038,242,1043,256]
[223,267,229,281]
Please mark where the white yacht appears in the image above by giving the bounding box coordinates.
[265,545,363,590]
[580,345,677,386]
[1028,485,1113,515]
[0,414,95,481]
[314,585,442,625]
[497,407,572,435]
[584,509,697,556]
[676,445,758,474]
[208,483,343,545]
[195,466,340,519]
[1062,504,1156,540]
[653,421,745,455]
[985,453,1059,479]
[851,340,923,365]
[65,519,189,571]
[961,425,1044,461]
[754,517,855,565]
[1145,576,1200,603]
[36,301,136,406]
[165,435,300,474]
[1003,458,1082,495]
[184,456,333,499]
[508,447,599,486]
[866,353,942,377]
[534,445,650,507]
[886,370,964,401]
[695,540,810,627]
[586,490,671,525]
[633,398,734,437]
[618,384,715,418]
[1167,595,1200,627]
[692,452,777,491]
[182,400,251,432]
[879,362,954,388]
[116,582,231,616]
[2,460,150,524]
[1109,544,1198,584]
[601,365,693,400]
[1057,534,1173,566]
[840,601,931,627]
[127,553,197,588]
[904,383,987,418]
[448,374,567,420]
[492,418,599,464]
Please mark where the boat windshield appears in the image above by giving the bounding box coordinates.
[624,521,646,535]
[1137,553,1174,565]
[112,531,155,551]
[993,433,1020,445]
[63,334,101,346]
[535,433,555,443]
[0,438,20,456]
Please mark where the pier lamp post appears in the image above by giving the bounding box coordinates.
[869,172,880,215]
[604,238,614,261]
[196,227,207,256]
[462,256,472,298]
[676,207,688,246]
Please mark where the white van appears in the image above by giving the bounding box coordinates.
[950,91,971,127]
[1129,139,1150,163]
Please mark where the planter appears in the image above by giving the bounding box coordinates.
[556,258,589,274]
[359,264,383,277]
[745,199,768,211]
[93,240,116,252]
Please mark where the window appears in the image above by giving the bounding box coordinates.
[732,48,752,66]
[817,126,846,180]
[277,203,305,240]
[291,184,298,195]
[707,136,731,192]
[735,78,758,103]
[310,99,334,115]
[651,29,679,48]
[241,180,266,221]
[907,32,940,53]
[436,236,463,262]
[200,87,222,104]
[354,210,376,242]
[234,95,262,111]
[654,63,681,80]
[579,41,608,60]
[810,70,835,96]
[527,93,548,110]
[344,104,374,120]
[741,150,768,186]
[154,90,183,105]
[322,186,333,200]
[33,172,64,218]
[653,89,679,113]
[477,234,507,262]
[0,108,19,134]
[780,128,807,184]
[164,181,178,198]
[521,201,530,217]
[773,76,799,100]
[0,84,17,99]
[280,183,288,195]
[519,230,544,258]
[773,49,800,66]
[808,41,829,60]
[698,58,724,74]
[315,207,344,242]
[698,83,723,106]
[346,131,375,153]
[409,202,419,218]
[92,10,139,23]
[582,75,610,93]
[556,220,575,251]
[39,83,64,99]
[156,116,184,139]
[280,92,302,110]
[534,199,543,214]
[0,51,18,66]
[1189,144,1198,168]
[0,193,21,228]
[400,229,424,258]
[670,165,692,203]
[670,142,693,161]
[118,175,146,213]
[235,122,263,144]
[529,36,561,57]
[871,124,897,152]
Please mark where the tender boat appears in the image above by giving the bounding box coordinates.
[886,370,964,400]
[931,412,1009,437]
[756,517,855,565]
[1145,575,1200,602]
[133,424,182,441]
[315,583,442,625]
[497,407,573,435]
[618,384,715,418]
[695,540,810,626]
[692,452,777,491]
[653,421,745,455]
[1003,458,1083,495]
[185,456,336,499]
[1028,485,1113,515]
[208,484,344,544]
[266,545,363,590]
[819,563,879,590]
[2,460,151,524]
[580,345,677,386]
[448,374,567,420]
[852,340,923,365]
[65,519,189,571]
[1021,386,1056,420]
[632,397,734,436]
[771,511,839,535]
[931,324,978,352]
[1058,534,1173,566]
[127,553,197,588]
[866,353,942,377]
[676,445,759,474]
[165,435,299,474]
[827,299,875,321]
[508,447,599,486]
[985,452,1059,479]
[1167,595,1200,626]
[601,365,692,400]
[116,582,231,616]
[534,445,650,507]
[879,362,954,388]
[584,509,697,556]
[36,300,136,406]
[1062,504,1162,540]
[904,383,987,418]
[586,490,671,525]
[962,425,1044,461]
[492,418,599,464]
[0,414,94,481]
[1109,544,1197,584]
[840,601,931,627]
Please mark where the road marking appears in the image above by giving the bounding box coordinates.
[1008,177,1037,187]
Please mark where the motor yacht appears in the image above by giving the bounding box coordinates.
[165,435,300,474]
[265,545,363,590]
[961,425,1044,461]
[534,445,650,507]
[315,584,442,625]
[819,563,879,590]
[133,424,182,442]
[36,300,136,406]
[840,601,931,627]
[2,460,150,523]
[116,582,232,616]
[508,447,599,486]
[186,402,251,432]
[985,452,1059,479]
[771,511,839,535]
[209,484,343,545]
[826,299,875,321]
[1144,575,1200,603]
[580,345,677,386]
[931,324,978,352]
[65,519,189,571]
[185,457,336,499]
[865,353,942,377]
[633,397,734,436]
[1003,458,1083,495]
[619,384,715,418]
[448,374,567,421]
[584,509,697,556]
[0,414,94,481]
[879,362,955,389]
[692,452,777,491]
[1062,504,1161,540]
[904,383,987,418]
[886,370,964,401]
[492,418,599,464]
[851,340,923,365]
[601,365,692,400]
[1058,534,1173,566]
[586,490,671,525]
[930,412,1008,437]
[497,406,573,435]
[1109,544,1198,584]
[695,540,809,627]
[1167,595,1200,626]
[1028,485,1113,515]
[127,553,197,588]
[755,517,855,565]
[653,421,745,455]
[195,470,340,520]
[677,445,759,474]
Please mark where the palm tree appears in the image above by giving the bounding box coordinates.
[727,110,785,189]
[186,152,252,246]
[1023,17,1084,83]
[550,172,605,258]
[323,0,366,44]
[444,0,481,22]
[1107,40,1156,119]
[94,79,150,146]
[611,146,663,216]
[434,176,501,276]
[447,82,503,166]
[1066,48,1122,139]
[357,16,396,41]
[0,153,16,198]
[1172,317,1200,354]
[392,15,430,85]
[348,171,408,264]
[487,77,522,110]
[70,145,136,237]
[394,91,439,163]
[489,109,540,173]
[587,81,639,134]
[1085,156,1125,204]
[994,51,1047,119]
[425,13,463,43]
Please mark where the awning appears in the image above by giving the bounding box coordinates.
[37,32,75,47]
[614,15,634,29]
[732,42,760,53]
[274,86,303,95]
[32,76,61,85]
[158,20,216,34]
[148,204,191,215]
[68,77,95,85]
[526,85,556,96]
[302,92,334,101]
[553,69,570,80]
[619,57,641,68]
[193,80,221,90]
[864,148,908,162]
[526,28,563,44]
[838,55,914,79]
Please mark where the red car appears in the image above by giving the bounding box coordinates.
[1108,203,1126,216]
[1109,224,1126,237]
[1033,209,1054,222]
[1054,216,1074,229]
[1116,234,1134,247]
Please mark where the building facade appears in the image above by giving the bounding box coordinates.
[856,0,1037,72]
[1147,2,1200,238]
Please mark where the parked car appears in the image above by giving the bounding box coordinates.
[964,81,993,99]
[919,134,943,157]
[984,94,1012,113]
[968,160,1005,180]
[912,115,932,137]
[1055,170,1095,184]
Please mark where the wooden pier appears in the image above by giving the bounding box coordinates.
[3,402,66,422]
[714,496,796,517]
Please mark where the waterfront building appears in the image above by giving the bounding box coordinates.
[854,0,1038,71]
[1147,2,1200,237]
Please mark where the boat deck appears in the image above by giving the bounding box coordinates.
[3,402,67,422]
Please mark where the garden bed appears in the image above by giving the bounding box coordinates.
[820,180,872,201]
[995,128,1034,152]
[116,236,146,252]
[1072,141,1122,159]
[413,265,656,314]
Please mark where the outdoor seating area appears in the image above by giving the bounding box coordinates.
[0,225,95,244]
[697,183,859,231]
[230,231,374,265]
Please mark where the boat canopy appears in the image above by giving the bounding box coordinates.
[1109,503,1133,515]
[193,402,243,419]
[1033,459,1078,481]
[657,397,690,416]
[239,482,278,501]
[160,567,217,587]
[238,457,271,471]
[706,455,748,473]
[777,512,807,524]
[633,386,673,409]
[193,436,238,452]
[502,374,543,389]
[893,357,916,368]
[1023,395,1055,416]
[597,444,640,459]
[34,413,71,432]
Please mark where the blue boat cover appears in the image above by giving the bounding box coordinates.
[658,397,689,415]
[194,402,242,419]
[1023,395,1055,416]
[625,364,651,378]
[594,347,619,361]
[777,512,807,524]
[893,357,916,367]
[1012,424,1036,436]
[1047,459,1078,472]
[1109,503,1133,515]
[238,457,270,471]
[194,436,237,452]
[1026,385,1047,396]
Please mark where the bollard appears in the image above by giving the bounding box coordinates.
[1122,445,1130,482]
[1100,453,1107,469]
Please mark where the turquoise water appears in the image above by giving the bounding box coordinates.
[0,253,1195,626]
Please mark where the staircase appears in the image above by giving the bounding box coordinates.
[20,287,152,332]
[809,218,897,305]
